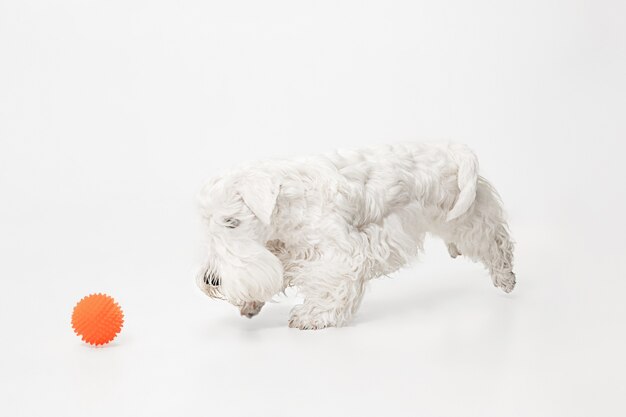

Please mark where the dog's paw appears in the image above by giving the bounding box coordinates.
[447,242,462,258]
[288,305,336,330]
[494,271,516,293]
[239,301,265,318]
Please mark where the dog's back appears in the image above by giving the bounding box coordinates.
[312,142,479,225]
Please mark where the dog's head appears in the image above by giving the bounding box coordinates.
[196,169,283,306]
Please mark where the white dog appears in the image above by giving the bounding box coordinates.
[196,143,515,329]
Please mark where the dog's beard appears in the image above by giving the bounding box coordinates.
[200,242,283,305]
[221,246,283,304]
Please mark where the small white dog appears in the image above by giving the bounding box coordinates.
[196,143,515,329]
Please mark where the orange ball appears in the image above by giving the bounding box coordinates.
[71,293,124,346]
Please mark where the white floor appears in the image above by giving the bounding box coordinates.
[1,1,625,416]
[2,224,624,417]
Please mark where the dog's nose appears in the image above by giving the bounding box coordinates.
[204,270,221,286]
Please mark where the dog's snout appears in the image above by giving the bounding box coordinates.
[203,270,221,286]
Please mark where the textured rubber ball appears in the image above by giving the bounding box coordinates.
[71,293,124,346]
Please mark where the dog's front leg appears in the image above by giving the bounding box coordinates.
[239,301,265,318]
[288,257,366,330]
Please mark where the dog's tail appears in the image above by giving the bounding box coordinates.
[446,144,479,222]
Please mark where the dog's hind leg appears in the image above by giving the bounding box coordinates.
[448,178,516,293]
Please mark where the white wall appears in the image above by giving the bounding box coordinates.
[1,1,625,416]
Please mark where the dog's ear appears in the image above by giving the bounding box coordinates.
[237,172,279,225]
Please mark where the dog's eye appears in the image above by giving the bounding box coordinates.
[223,217,240,229]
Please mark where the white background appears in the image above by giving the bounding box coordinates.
[1,1,625,416]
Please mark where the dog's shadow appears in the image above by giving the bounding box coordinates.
[354,284,477,325]
[211,302,294,333]
[210,276,514,332]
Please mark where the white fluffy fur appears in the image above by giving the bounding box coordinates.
[196,143,515,329]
